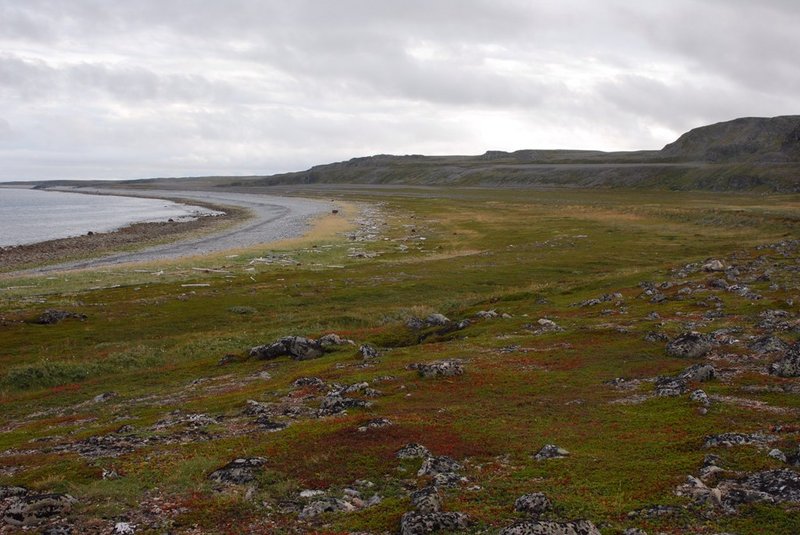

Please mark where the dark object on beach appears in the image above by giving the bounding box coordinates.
[332,209,339,214]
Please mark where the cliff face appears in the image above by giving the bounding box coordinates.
[660,116,800,163]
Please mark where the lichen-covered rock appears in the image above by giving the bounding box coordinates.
[399,510,470,535]
[425,313,451,327]
[412,360,464,378]
[249,336,324,361]
[499,519,601,535]
[678,363,716,383]
[743,469,800,502]
[207,457,266,484]
[418,456,462,477]
[292,376,326,389]
[769,343,800,377]
[0,486,28,499]
[318,333,354,347]
[514,493,552,516]
[397,443,431,459]
[666,332,714,358]
[298,497,353,519]
[410,486,441,514]
[2,493,76,527]
[359,344,379,359]
[748,335,789,354]
[654,377,687,397]
[318,394,370,415]
[690,389,710,406]
[704,432,776,448]
[533,444,570,460]
[357,417,392,432]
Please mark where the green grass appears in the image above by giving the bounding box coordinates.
[0,187,799,533]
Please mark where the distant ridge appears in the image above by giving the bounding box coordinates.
[34,115,800,192]
[661,115,800,163]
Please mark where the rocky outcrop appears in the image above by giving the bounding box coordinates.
[249,336,324,361]
[514,493,552,516]
[499,519,601,535]
[665,332,714,358]
[207,457,266,484]
[2,493,76,527]
[769,343,800,377]
[410,360,464,378]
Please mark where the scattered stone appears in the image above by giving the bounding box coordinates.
[299,489,325,498]
[425,313,451,327]
[418,456,462,478]
[627,505,681,518]
[397,443,431,459]
[299,497,353,519]
[665,332,714,358]
[34,310,86,325]
[743,469,800,502]
[92,391,117,403]
[678,363,716,383]
[654,377,687,397]
[318,394,370,415]
[410,486,442,514]
[690,390,710,406]
[704,432,777,448]
[411,360,464,378]
[530,318,564,334]
[359,344,379,359]
[533,444,569,460]
[249,336,324,361]
[768,448,788,463]
[499,519,601,535]
[748,335,789,354]
[113,522,136,534]
[208,457,266,484]
[318,333,355,347]
[769,343,800,377]
[41,526,73,535]
[292,376,326,389]
[255,416,288,432]
[406,317,425,330]
[2,493,76,527]
[514,493,552,516]
[399,511,470,535]
[475,310,499,319]
[357,418,392,432]
[643,331,669,343]
[703,259,726,272]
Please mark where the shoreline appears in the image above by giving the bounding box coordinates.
[2,189,337,276]
[0,197,246,273]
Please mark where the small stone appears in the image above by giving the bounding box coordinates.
[425,313,451,327]
[666,332,714,358]
[410,486,441,514]
[411,360,464,378]
[499,519,601,535]
[208,458,267,484]
[113,522,136,534]
[533,444,569,460]
[359,344,379,359]
[399,510,470,535]
[768,449,787,463]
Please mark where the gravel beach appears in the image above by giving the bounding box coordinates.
[8,189,334,274]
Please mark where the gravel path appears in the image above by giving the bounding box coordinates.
[26,189,333,273]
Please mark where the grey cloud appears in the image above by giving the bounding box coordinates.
[1,1,799,180]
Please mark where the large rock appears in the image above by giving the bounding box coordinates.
[665,332,714,358]
[207,457,266,484]
[399,510,470,535]
[418,456,462,477]
[743,469,800,503]
[704,432,776,448]
[499,519,601,535]
[769,343,800,377]
[249,336,324,361]
[2,493,76,527]
[654,376,687,397]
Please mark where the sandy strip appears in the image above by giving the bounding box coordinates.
[17,189,335,274]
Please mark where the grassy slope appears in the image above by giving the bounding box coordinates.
[1,188,799,534]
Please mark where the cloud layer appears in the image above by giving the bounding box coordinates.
[1,0,798,180]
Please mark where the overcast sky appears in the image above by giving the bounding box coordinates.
[1,1,798,181]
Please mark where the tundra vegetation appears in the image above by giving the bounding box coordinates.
[1,186,800,534]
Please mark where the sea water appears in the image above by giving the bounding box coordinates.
[0,188,218,247]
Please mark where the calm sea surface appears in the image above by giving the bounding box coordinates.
[0,188,217,247]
